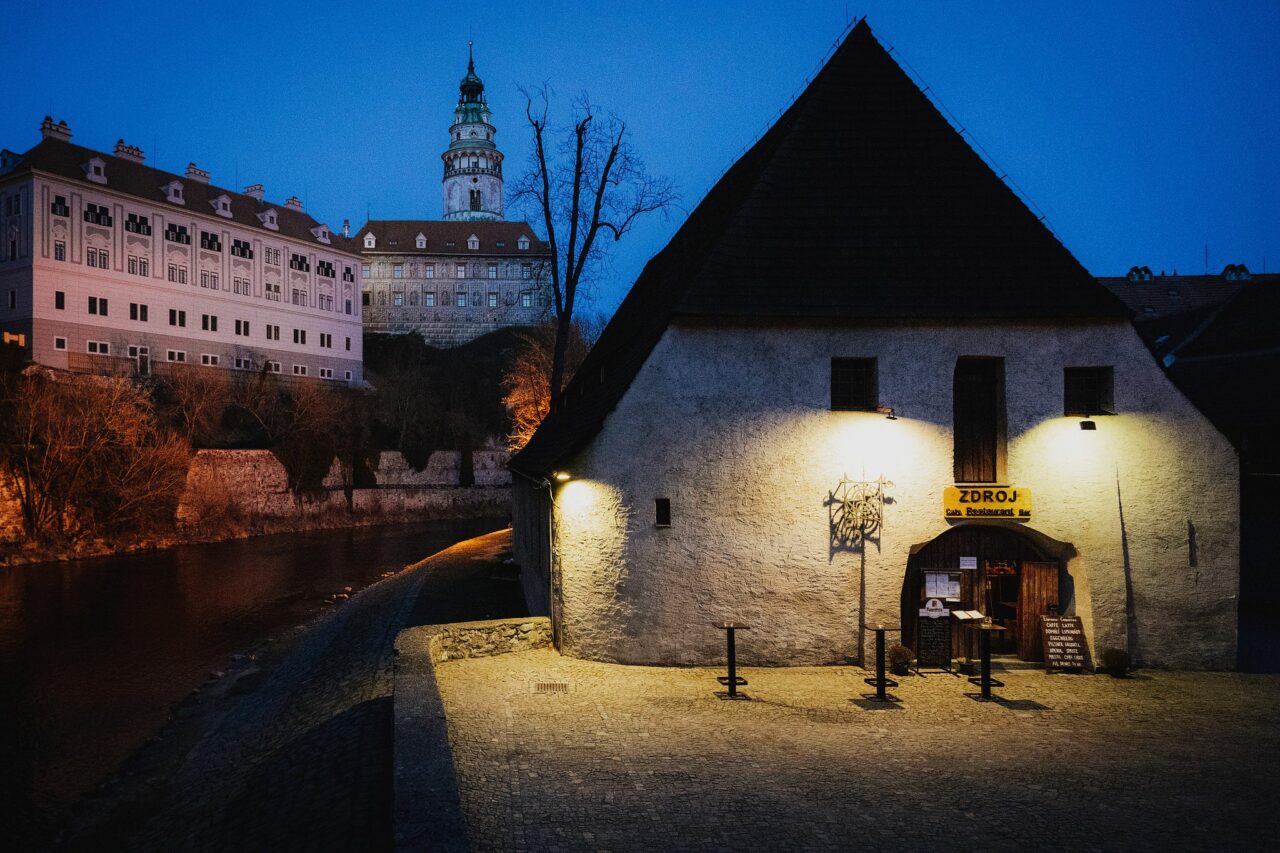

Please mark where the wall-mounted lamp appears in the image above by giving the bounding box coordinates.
[553,471,572,482]
[875,406,898,421]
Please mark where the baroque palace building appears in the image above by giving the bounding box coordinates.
[358,46,551,346]
[0,118,364,383]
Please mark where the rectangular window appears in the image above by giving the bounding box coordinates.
[167,350,186,363]
[292,364,308,376]
[317,260,335,278]
[292,289,306,306]
[234,356,254,371]
[345,299,352,315]
[265,247,281,266]
[266,325,280,341]
[319,333,332,348]
[1064,367,1115,416]
[319,367,334,379]
[54,336,66,350]
[87,340,110,354]
[231,239,253,259]
[345,336,351,351]
[98,249,109,268]
[292,328,306,345]
[392,292,403,306]
[487,263,498,279]
[521,292,533,308]
[393,264,403,279]
[266,360,281,373]
[51,196,70,217]
[953,357,1006,484]
[125,213,152,235]
[830,358,878,411]
[164,224,190,244]
[362,292,371,306]
[424,291,435,307]
[289,253,310,272]
[655,498,672,528]
[83,203,113,227]
[88,296,108,316]
[128,256,138,275]
[265,282,281,301]
[86,247,98,268]
[55,291,65,310]
[424,264,434,279]
[521,263,532,280]
[344,370,352,381]
[129,302,148,322]
[54,241,66,261]
[235,319,250,336]
[200,354,219,366]
[487,292,498,307]
[361,263,370,278]
[456,263,466,279]
[201,314,217,332]
[169,309,186,327]
[200,231,222,252]
[455,292,467,307]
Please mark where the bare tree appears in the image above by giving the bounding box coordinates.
[502,317,598,451]
[513,87,675,407]
[156,363,232,447]
[0,369,190,542]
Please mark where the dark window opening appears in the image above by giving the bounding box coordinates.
[469,189,482,211]
[1063,367,1115,416]
[831,358,878,411]
[953,357,1005,484]
[655,498,672,528]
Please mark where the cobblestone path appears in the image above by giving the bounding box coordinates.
[122,527,524,853]
[436,650,1280,852]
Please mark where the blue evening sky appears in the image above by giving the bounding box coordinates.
[5,1,1277,317]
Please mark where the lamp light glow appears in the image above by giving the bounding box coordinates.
[553,471,572,481]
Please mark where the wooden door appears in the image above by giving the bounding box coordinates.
[1017,562,1059,660]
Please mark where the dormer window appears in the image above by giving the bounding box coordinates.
[364,233,376,249]
[311,225,331,245]
[163,180,185,205]
[210,194,233,218]
[257,208,279,231]
[84,157,107,184]
[517,235,530,251]
[415,233,427,249]
[467,234,479,250]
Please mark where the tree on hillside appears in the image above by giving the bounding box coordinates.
[0,370,189,542]
[513,88,675,408]
[502,317,599,451]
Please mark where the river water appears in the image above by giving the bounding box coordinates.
[0,518,506,817]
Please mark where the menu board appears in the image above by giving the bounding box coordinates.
[1041,616,1090,671]
[924,571,962,600]
[917,599,952,669]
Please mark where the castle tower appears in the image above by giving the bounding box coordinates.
[442,43,504,221]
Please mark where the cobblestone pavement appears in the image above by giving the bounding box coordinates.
[435,650,1280,852]
[108,526,524,853]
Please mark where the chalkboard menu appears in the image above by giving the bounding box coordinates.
[916,602,952,669]
[1041,616,1090,671]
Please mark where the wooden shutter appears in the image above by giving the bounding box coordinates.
[953,358,1001,483]
[1017,562,1059,661]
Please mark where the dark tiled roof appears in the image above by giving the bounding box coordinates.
[1097,273,1278,319]
[511,19,1127,476]
[355,220,549,256]
[6,136,357,254]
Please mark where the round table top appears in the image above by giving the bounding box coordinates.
[864,624,901,632]
[710,621,752,630]
[966,623,1009,632]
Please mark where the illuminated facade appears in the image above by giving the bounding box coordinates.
[510,21,1240,670]
[357,46,552,346]
[0,118,363,382]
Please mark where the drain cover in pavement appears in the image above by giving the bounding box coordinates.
[533,682,570,694]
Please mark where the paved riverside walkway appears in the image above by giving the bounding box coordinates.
[87,526,525,853]
[434,650,1280,852]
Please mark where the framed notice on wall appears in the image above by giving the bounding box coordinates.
[924,571,962,601]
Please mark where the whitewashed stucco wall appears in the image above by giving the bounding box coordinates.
[538,320,1238,669]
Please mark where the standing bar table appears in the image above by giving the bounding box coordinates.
[711,621,751,700]
[862,623,901,702]
[965,623,1007,700]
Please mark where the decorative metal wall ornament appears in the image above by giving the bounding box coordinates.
[826,473,894,552]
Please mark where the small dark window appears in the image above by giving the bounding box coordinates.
[831,358,878,411]
[55,291,65,310]
[655,498,672,528]
[1064,367,1115,416]
[954,357,1005,484]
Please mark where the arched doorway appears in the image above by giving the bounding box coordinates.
[901,523,1077,662]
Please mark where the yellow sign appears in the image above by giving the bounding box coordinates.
[944,486,1031,521]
